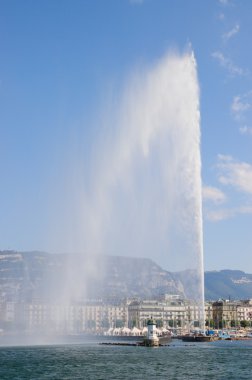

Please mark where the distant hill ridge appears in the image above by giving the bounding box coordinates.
[204,269,252,300]
[0,250,252,302]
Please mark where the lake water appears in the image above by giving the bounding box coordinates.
[0,339,252,379]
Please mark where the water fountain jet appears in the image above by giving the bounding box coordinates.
[65,48,205,331]
[0,50,206,345]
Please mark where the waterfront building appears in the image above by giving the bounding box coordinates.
[5,302,16,323]
[127,296,201,330]
[237,300,252,325]
[212,300,239,328]
[1,298,252,334]
[205,302,213,327]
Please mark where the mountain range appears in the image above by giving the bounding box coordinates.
[0,250,252,302]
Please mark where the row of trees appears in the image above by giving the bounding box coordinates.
[205,320,252,329]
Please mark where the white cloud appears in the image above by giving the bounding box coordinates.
[212,51,246,76]
[222,23,240,42]
[129,0,144,4]
[231,92,252,120]
[239,125,252,135]
[231,92,252,135]
[205,206,252,222]
[204,156,252,222]
[232,96,250,114]
[239,206,252,214]
[217,155,252,194]
[217,154,233,162]
[202,185,227,204]
[218,0,234,6]
[205,208,234,221]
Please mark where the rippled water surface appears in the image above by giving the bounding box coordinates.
[0,340,252,379]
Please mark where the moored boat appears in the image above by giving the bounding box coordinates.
[182,334,215,342]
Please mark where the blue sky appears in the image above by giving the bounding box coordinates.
[0,0,251,272]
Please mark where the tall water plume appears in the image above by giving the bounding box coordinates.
[62,49,205,328]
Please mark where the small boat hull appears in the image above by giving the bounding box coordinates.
[182,335,214,342]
